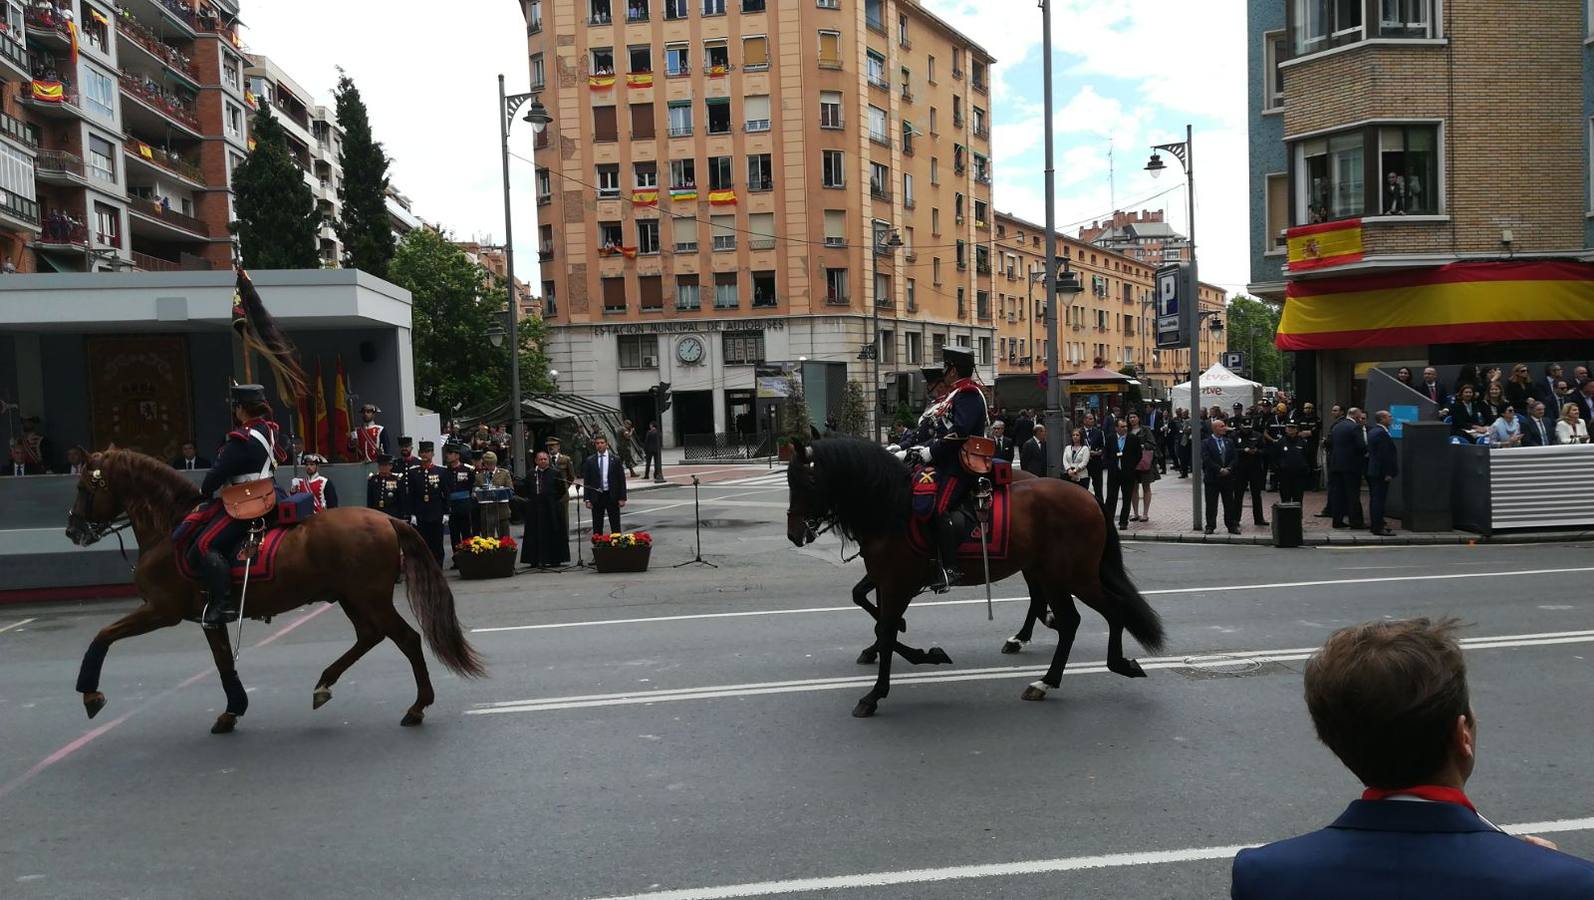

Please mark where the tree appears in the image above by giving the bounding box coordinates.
[230,105,321,269]
[389,229,553,418]
[334,71,397,278]
[1225,295,1287,389]
[840,380,868,435]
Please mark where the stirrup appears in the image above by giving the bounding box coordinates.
[201,595,239,629]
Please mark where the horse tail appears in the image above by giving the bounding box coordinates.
[391,519,487,678]
[1098,517,1166,654]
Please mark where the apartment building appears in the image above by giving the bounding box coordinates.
[456,239,539,316]
[523,0,996,442]
[1248,0,1594,409]
[1077,208,1190,266]
[0,0,250,274]
[991,211,1225,400]
[244,54,343,267]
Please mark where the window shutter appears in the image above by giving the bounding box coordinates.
[744,36,768,68]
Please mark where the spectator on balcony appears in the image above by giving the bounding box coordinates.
[1557,403,1590,445]
[1480,381,1507,422]
[1519,401,1557,447]
[1446,384,1490,443]
[1488,406,1522,448]
[1417,366,1444,404]
[1504,364,1536,411]
[5,442,43,477]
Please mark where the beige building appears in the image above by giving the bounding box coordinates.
[991,211,1225,401]
[243,54,344,268]
[456,239,539,317]
[522,0,995,441]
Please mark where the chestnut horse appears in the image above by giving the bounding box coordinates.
[65,449,486,734]
[786,437,1165,717]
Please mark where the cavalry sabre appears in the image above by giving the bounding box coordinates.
[976,475,993,621]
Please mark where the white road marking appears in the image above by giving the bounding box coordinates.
[622,487,784,519]
[468,629,1594,716]
[583,815,1594,900]
[0,618,36,635]
[471,566,1594,635]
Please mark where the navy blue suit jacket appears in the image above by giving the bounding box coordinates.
[1202,435,1237,479]
[1232,800,1594,899]
[1365,424,1398,480]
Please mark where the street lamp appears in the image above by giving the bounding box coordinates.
[1146,124,1203,530]
[496,73,548,479]
[869,225,903,443]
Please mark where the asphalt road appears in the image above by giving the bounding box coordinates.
[3,468,1593,899]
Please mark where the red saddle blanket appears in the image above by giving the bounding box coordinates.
[906,464,1013,561]
[172,517,294,584]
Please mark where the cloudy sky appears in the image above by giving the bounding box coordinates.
[241,0,1248,297]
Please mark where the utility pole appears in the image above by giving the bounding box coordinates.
[1041,0,1062,478]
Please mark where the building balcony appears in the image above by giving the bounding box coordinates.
[23,7,75,51]
[747,177,772,193]
[123,138,208,188]
[0,186,40,230]
[867,73,890,91]
[128,199,210,238]
[869,184,891,202]
[131,250,212,272]
[0,34,28,82]
[953,113,964,129]
[825,291,849,306]
[749,236,776,250]
[124,0,200,36]
[973,124,989,140]
[120,73,203,137]
[115,15,201,86]
[0,110,41,151]
[34,149,88,186]
[32,214,89,249]
[17,81,88,120]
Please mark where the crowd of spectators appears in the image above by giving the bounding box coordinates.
[1404,362,1592,447]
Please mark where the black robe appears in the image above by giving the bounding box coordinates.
[518,467,570,566]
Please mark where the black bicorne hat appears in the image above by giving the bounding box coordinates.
[920,366,945,383]
[942,344,975,375]
[230,384,267,405]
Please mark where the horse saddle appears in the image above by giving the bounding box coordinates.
[907,461,1014,561]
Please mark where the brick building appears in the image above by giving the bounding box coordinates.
[522,0,997,443]
[1077,208,1191,266]
[0,0,250,274]
[1247,0,1594,410]
[991,210,1225,400]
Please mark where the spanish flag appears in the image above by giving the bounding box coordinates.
[297,392,316,455]
[1286,219,1364,272]
[67,22,78,66]
[30,81,64,103]
[708,190,736,206]
[707,65,728,77]
[670,188,697,203]
[621,245,638,259]
[331,355,352,463]
[631,190,659,206]
[90,8,108,25]
[1276,261,1594,351]
[589,74,616,89]
[312,358,330,459]
[627,72,654,88]
[136,141,154,160]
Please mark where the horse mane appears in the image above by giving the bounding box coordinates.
[105,449,203,533]
[808,437,911,541]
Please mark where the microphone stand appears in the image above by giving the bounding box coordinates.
[674,474,717,568]
[570,480,590,569]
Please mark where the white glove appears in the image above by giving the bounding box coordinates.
[892,449,909,462]
[886,443,902,453]
[915,446,933,464]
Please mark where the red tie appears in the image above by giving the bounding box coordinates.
[1362,784,1476,813]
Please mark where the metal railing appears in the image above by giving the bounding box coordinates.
[119,71,201,131]
[1,110,41,148]
[0,186,39,225]
[115,15,199,80]
[683,432,774,461]
[0,34,25,73]
[131,250,212,272]
[34,148,84,178]
[130,200,209,235]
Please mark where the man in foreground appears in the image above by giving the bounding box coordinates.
[1232,618,1594,897]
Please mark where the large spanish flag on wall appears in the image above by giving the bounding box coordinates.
[1286,219,1363,272]
[1276,261,1594,351]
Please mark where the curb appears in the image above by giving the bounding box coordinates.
[1122,529,1594,547]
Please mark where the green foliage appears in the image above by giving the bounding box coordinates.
[1118,365,1144,408]
[1225,295,1287,388]
[893,402,917,428]
[389,229,553,419]
[334,71,397,278]
[840,380,868,435]
[779,382,812,444]
[230,105,321,269]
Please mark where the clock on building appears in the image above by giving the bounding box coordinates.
[676,335,705,364]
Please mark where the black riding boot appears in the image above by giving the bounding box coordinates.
[199,551,237,630]
[933,512,964,593]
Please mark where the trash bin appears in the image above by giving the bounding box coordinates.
[1272,502,1303,548]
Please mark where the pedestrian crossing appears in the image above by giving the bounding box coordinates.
[706,472,788,487]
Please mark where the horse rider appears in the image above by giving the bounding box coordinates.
[183,384,288,630]
[890,365,950,459]
[921,345,989,588]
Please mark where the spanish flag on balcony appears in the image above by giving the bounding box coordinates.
[1276,261,1594,351]
[708,190,736,206]
[599,244,639,259]
[135,141,154,160]
[631,190,659,206]
[245,90,258,108]
[1286,218,1364,272]
[707,65,728,78]
[627,72,654,88]
[30,80,64,102]
[89,8,108,25]
[67,22,78,66]
[670,188,697,203]
[589,74,616,89]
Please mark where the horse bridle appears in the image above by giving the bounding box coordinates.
[72,468,134,565]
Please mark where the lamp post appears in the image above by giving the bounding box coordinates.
[1040,0,1063,477]
[869,225,903,443]
[497,73,551,478]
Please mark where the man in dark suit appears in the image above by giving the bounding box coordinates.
[581,434,627,534]
[170,440,211,471]
[1573,380,1594,426]
[5,442,44,476]
[642,422,662,480]
[1010,409,1034,448]
[1538,362,1566,414]
[1201,419,1239,534]
[1082,412,1107,504]
[988,420,1015,463]
[1232,618,1594,898]
[1418,366,1444,405]
[1365,410,1399,536]
[1328,408,1367,529]
[1520,400,1558,447]
[1019,425,1047,477]
[1104,418,1141,529]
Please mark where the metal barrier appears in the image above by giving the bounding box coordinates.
[682,432,774,461]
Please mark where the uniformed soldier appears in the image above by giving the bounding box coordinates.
[290,453,338,511]
[405,440,448,563]
[366,454,406,519]
[352,403,389,464]
[474,450,514,538]
[393,436,418,479]
[892,366,948,458]
[922,345,989,589]
[444,442,477,562]
[545,436,577,536]
[1233,416,1269,527]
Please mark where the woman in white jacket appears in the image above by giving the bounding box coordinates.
[1557,403,1590,444]
[1062,428,1091,485]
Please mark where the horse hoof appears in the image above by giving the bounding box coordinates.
[312,687,332,710]
[400,710,425,727]
[83,692,106,719]
[211,713,237,734]
[925,647,953,665]
[851,699,877,718]
[1109,658,1148,678]
[1021,685,1049,702]
[856,650,878,665]
[1000,639,1025,654]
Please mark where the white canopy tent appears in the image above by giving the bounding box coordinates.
[1171,363,1262,414]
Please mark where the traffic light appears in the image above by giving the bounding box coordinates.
[657,381,673,412]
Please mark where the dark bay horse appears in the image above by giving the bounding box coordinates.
[65,449,486,733]
[786,437,1165,717]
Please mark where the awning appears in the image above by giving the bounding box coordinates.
[1276,260,1594,351]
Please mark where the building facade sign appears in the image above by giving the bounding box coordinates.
[583,318,790,337]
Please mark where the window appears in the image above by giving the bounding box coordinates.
[927,55,936,83]
[874,272,891,309]
[952,48,963,76]
[751,270,777,306]
[531,53,546,90]
[898,13,909,46]
[978,339,992,365]
[818,31,842,68]
[954,191,965,223]
[879,328,894,363]
[1377,124,1438,215]
[590,0,612,24]
[663,0,686,19]
[817,0,839,7]
[638,219,660,254]
[973,152,990,184]
[225,103,243,138]
[931,207,940,234]
[825,268,849,304]
[899,67,913,101]
[745,95,771,132]
[88,135,115,183]
[905,278,916,311]
[823,209,846,246]
[594,105,619,142]
[974,199,988,228]
[748,212,776,250]
[822,150,845,188]
[868,105,888,143]
[629,45,652,73]
[597,164,620,198]
[542,281,558,317]
[706,97,731,134]
[1297,130,1364,223]
[631,103,655,139]
[956,239,967,269]
[591,47,615,74]
[599,221,624,248]
[953,96,963,127]
[705,40,729,70]
[711,214,737,251]
[744,36,769,71]
[627,0,649,20]
[0,144,35,209]
[708,155,733,190]
[929,107,938,134]
[82,6,108,51]
[539,224,555,257]
[971,59,987,91]
[902,173,914,207]
[930,157,939,185]
[529,0,544,30]
[667,101,692,136]
[666,43,690,76]
[604,278,630,315]
[869,162,890,200]
[674,216,699,252]
[670,158,696,189]
[867,50,888,89]
[83,65,115,122]
[1265,172,1289,251]
[637,275,664,310]
[714,271,739,307]
[1293,0,1363,54]
[1378,0,1433,38]
[619,334,659,367]
[747,153,772,191]
[703,0,725,14]
[723,330,765,364]
[820,92,843,129]
[933,258,942,284]
[676,275,701,309]
[1262,31,1285,110]
[956,287,965,315]
[902,226,913,256]
[865,0,883,30]
[977,292,991,318]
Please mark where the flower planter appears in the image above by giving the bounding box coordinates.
[591,543,652,573]
[455,547,517,580]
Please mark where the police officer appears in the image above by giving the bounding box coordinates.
[406,440,447,563]
[1276,421,1311,504]
[367,454,406,519]
[925,344,988,590]
[1233,416,1269,527]
[444,442,477,562]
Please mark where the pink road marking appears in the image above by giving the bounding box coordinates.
[0,602,336,804]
